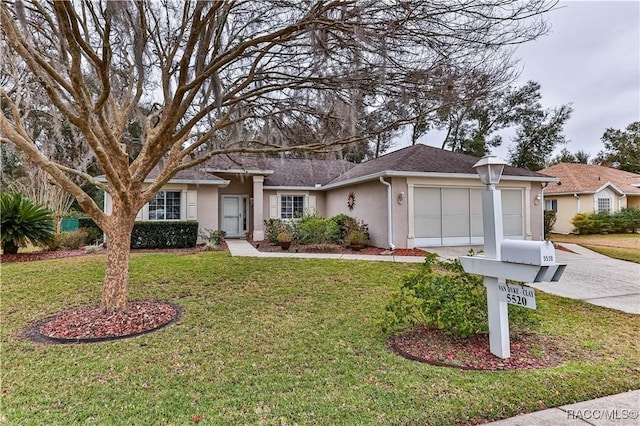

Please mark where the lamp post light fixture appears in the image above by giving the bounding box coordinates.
[473,155,505,189]
[460,155,566,359]
[473,155,510,358]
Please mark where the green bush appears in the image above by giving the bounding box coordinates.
[199,228,226,250]
[572,212,612,234]
[611,208,640,233]
[130,221,198,249]
[0,193,55,254]
[543,210,557,238]
[381,254,538,339]
[295,214,339,244]
[78,217,103,244]
[264,218,289,244]
[53,230,89,250]
[330,214,369,245]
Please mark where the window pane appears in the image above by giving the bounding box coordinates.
[149,191,165,220]
[281,196,293,219]
[293,196,304,216]
[149,191,181,220]
[597,198,611,213]
[281,195,305,219]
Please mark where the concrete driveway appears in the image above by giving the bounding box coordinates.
[427,243,640,314]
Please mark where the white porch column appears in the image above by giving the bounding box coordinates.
[252,176,265,241]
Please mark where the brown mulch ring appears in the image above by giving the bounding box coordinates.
[389,326,569,371]
[251,240,428,256]
[1,242,228,264]
[25,300,182,344]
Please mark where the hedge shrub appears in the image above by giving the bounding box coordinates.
[130,221,198,249]
[295,214,339,244]
[571,208,640,234]
[52,230,89,250]
[78,217,103,244]
[381,254,539,339]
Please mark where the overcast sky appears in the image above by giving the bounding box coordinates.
[398,0,640,163]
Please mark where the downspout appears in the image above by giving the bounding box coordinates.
[379,176,395,250]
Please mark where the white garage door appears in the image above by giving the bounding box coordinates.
[414,187,523,246]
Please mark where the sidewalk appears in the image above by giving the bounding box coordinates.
[225,239,425,263]
[486,390,640,425]
[226,239,639,426]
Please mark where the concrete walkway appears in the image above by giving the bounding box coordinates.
[226,239,639,424]
[486,390,640,426]
[225,239,425,263]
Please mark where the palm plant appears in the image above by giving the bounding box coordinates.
[1,193,55,254]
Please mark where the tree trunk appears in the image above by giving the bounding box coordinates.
[103,215,135,313]
[3,241,19,254]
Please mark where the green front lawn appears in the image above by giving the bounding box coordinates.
[550,233,640,263]
[2,252,639,425]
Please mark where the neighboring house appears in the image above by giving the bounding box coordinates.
[103,144,555,248]
[539,163,640,234]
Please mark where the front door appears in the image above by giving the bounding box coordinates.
[221,195,247,237]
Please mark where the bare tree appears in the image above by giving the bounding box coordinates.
[0,0,556,313]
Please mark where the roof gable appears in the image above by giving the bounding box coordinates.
[540,163,640,195]
[328,144,550,184]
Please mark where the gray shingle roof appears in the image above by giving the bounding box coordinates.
[204,155,355,186]
[104,145,553,187]
[327,144,551,184]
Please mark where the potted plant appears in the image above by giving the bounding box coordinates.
[277,231,293,250]
[345,229,366,251]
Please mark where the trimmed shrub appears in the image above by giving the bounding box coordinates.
[199,229,226,250]
[330,214,370,245]
[381,254,538,339]
[543,210,557,238]
[78,217,103,245]
[572,212,612,234]
[611,208,640,233]
[130,221,198,249]
[1,193,55,254]
[264,218,289,244]
[53,230,89,249]
[295,215,339,244]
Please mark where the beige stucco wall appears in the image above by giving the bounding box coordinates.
[544,195,577,234]
[628,195,640,209]
[325,180,395,249]
[193,185,219,232]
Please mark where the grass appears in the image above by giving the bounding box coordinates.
[2,252,640,425]
[550,233,640,263]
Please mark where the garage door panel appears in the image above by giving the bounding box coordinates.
[413,186,524,246]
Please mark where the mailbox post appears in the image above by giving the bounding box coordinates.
[461,156,566,359]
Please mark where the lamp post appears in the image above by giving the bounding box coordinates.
[473,155,510,358]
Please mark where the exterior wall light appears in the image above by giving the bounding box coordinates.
[397,191,405,204]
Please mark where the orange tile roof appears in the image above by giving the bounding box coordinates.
[540,163,640,195]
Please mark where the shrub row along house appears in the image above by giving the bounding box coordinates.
[102,145,555,248]
[539,163,640,234]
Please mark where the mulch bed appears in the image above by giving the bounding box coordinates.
[251,240,427,256]
[389,326,567,371]
[1,243,228,264]
[26,300,181,344]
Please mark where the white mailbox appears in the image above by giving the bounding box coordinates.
[500,240,556,266]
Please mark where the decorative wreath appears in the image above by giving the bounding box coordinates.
[347,192,356,210]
